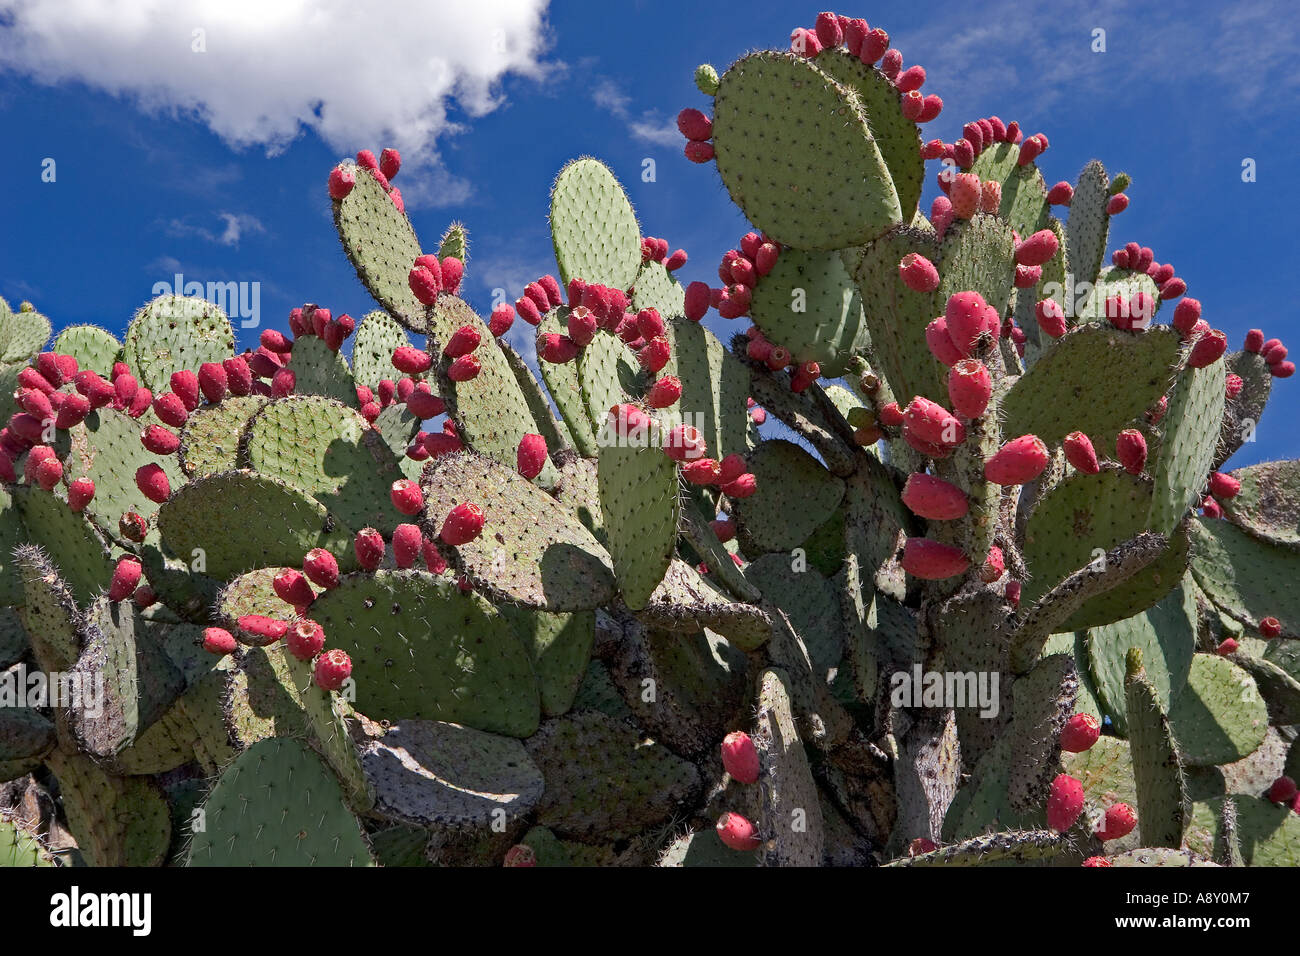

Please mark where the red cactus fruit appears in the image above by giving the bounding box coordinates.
[1046,774,1085,832]
[901,538,970,580]
[441,502,485,546]
[984,435,1049,485]
[1060,713,1101,753]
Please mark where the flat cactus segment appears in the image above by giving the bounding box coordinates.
[244,395,404,534]
[0,486,25,607]
[499,338,572,457]
[309,570,540,737]
[1021,466,1177,625]
[943,738,1042,840]
[159,470,355,581]
[46,747,171,867]
[223,643,372,810]
[65,407,188,533]
[372,404,422,480]
[286,334,357,407]
[333,166,427,330]
[712,52,901,250]
[124,294,235,392]
[422,451,615,611]
[813,50,923,223]
[1002,326,1181,449]
[577,330,640,433]
[1221,460,1300,549]
[631,259,686,319]
[436,296,557,486]
[0,705,54,783]
[597,442,680,611]
[179,395,266,477]
[1074,266,1160,326]
[844,456,911,601]
[0,363,23,429]
[52,324,121,375]
[1168,654,1267,767]
[851,225,945,403]
[538,311,598,456]
[669,317,753,461]
[1125,653,1189,848]
[745,554,841,679]
[938,213,1017,320]
[1065,159,1110,289]
[549,158,642,291]
[1185,795,1300,866]
[0,608,27,669]
[748,247,870,376]
[524,710,702,842]
[15,487,114,606]
[659,826,757,867]
[0,300,51,362]
[1085,581,1197,734]
[680,503,759,602]
[887,829,1073,867]
[187,737,375,867]
[968,141,1021,186]
[501,606,594,717]
[1008,654,1079,813]
[437,221,469,263]
[1108,847,1218,867]
[1215,350,1271,469]
[1058,523,1190,633]
[216,567,282,623]
[551,451,605,543]
[351,310,412,393]
[1062,735,1140,853]
[15,546,80,672]
[733,440,845,555]
[1190,517,1300,638]
[357,719,543,831]
[754,668,825,866]
[635,559,772,650]
[1149,357,1226,534]
[69,598,186,759]
[0,816,55,867]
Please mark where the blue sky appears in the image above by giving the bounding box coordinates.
[0,0,1295,465]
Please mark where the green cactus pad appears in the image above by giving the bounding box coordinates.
[1167,654,1267,767]
[68,597,186,759]
[15,546,81,673]
[1221,460,1299,549]
[501,606,593,718]
[524,710,701,842]
[124,295,235,392]
[1107,847,1217,867]
[1085,581,1197,734]
[631,259,686,319]
[285,334,357,407]
[333,167,427,330]
[754,668,825,866]
[15,487,114,606]
[669,317,753,461]
[0,487,25,608]
[1230,653,1300,726]
[659,826,757,867]
[748,247,870,376]
[350,310,412,394]
[576,330,640,433]
[680,503,759,602]
[851,225,945,403]
[309,570,540,737]
[357,719,543,832]
[0,363,23,434]
[158,470,355,582]
[712,52,900,250]
[943,738,1042,840]
[0,704,54,783]
[0,816,55,867]
[1185,795,1300,866]
[1062,735,1141,853]
[216,567,282,623]
[597,442,680,611]
[843,457,910,601]
[745,554,841,679]
[1007,654,1079,813]
[499,338,572,458]
[636,560,772,651]
[244,395,404,535]
[178,395,266,477]
[570,658,633,719]
[62,407,188,536]
[1190,517,1300,638]
[1215,351,1271,469]
[813,49,923,223]
[887,829,1073,867]
[1125,655,1189,848]
[549,157,642,291]
[552,451,605,542]
[937,213,1017,321]
[1075,266,1162,326]
[421,450,615,611]
[438,221,469,263]
[0,299,51,362]
[733,440,845,555]
[537,312,598,457]
[1001,326,1181,448]
[46,747,171,867]
[1064,160,1110,289]
[372,404,423,480]
[0,608,27,670]
[52,324,122,376]
[1149,358,1226,534]
[187,737,375,867]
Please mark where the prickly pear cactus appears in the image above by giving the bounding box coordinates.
[0,11,1294,870]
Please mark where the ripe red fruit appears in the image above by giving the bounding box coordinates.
[303,548,341,589]
[67,477,95,513]
[684,281,711,322]
[135,463,170,503]
[984,435,1049,485]
[386,479,423,517]
[447,355,481,381]
[273,568,316,607]
[196,362,228,404]
[1014,264,1043,288]
[409,267,441,305]
[1215,637,1239,656]
[1035,298,1067,338]
[1015,229,1059,267]
[441,502,485,545]
[108,557,143,602]
[715,812,761,851]
[902,397,966,455]
[1046,181,1074,205]
[949,173,981,219]
[1063,431,1100,474]
[1060,713,1101,753]
[646,375,682,409]
[901,473,969,521]
[947,359,992,419]
[392,523,423,570]
[1273,361,1296,378]
[444,326,481,359]
[201,627,238,655]
[538,333,580,365]
[141,424,181,456]
[638,336,672,374]
[720,473,757,498]
[286,620,326,662]
[681,457,721,485]
[1208,472,1240,500]
[878,402,904,428]
[1244,329,1266,352]
[1268,776,1298,804]
[1106,194,1129,215]
[944,291,999,357]
[517,433,547,479]
[328,165,356,200]
[488,305,515,338]
[1188,330,1227,368]
[980,545,1005,583]
[314,649,352,691]
[1046,774,1085,832]
[1097,803,1137,841]
[901,538,970,580]
[663,424,707,462]
[925,317,964,367]
[676,107,713,142]
[379,147,401,180]
[720,730,760,784]
[223,356,253,396]
[1260,617,1282,638]
[440,258,464,295]
[859,27,889,64]
[153,392,189,428]
[1081,856,1112,868]
[898,253,940,293]
[1115,429,1148,475]
[270,367,296,398]
[684,141,715,163]
[392,346,433,375]
[354,528,385,571]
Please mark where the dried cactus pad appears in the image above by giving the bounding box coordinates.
[422,451,616,612]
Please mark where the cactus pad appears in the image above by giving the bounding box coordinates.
[549,157,642,290]
[1064,160,1110,288]
[1190,517,1300,638]
[351,310,412,394]
[1149,358,1226,534]
[178,395,266,477]
[597,442,680,611]
[1221,460,1300,549]
[124,295,235,392]
[333,167,427,330]
[733,440,845,554]
[1167,653,1267,767]
[52,324,121,376]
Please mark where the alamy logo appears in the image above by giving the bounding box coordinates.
[49,886,151,936]
[151,272,260,328]
[890,665,1000,718]
[0,664,102,717]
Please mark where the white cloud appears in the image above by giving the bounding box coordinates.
[164,212,265,246]
[590,76,680,148]
[0,0,556,202]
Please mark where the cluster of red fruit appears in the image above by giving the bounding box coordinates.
[607,407,757,498]
[716,730,763,851]
[1051,713,1137,845]
[328,147,405,214]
